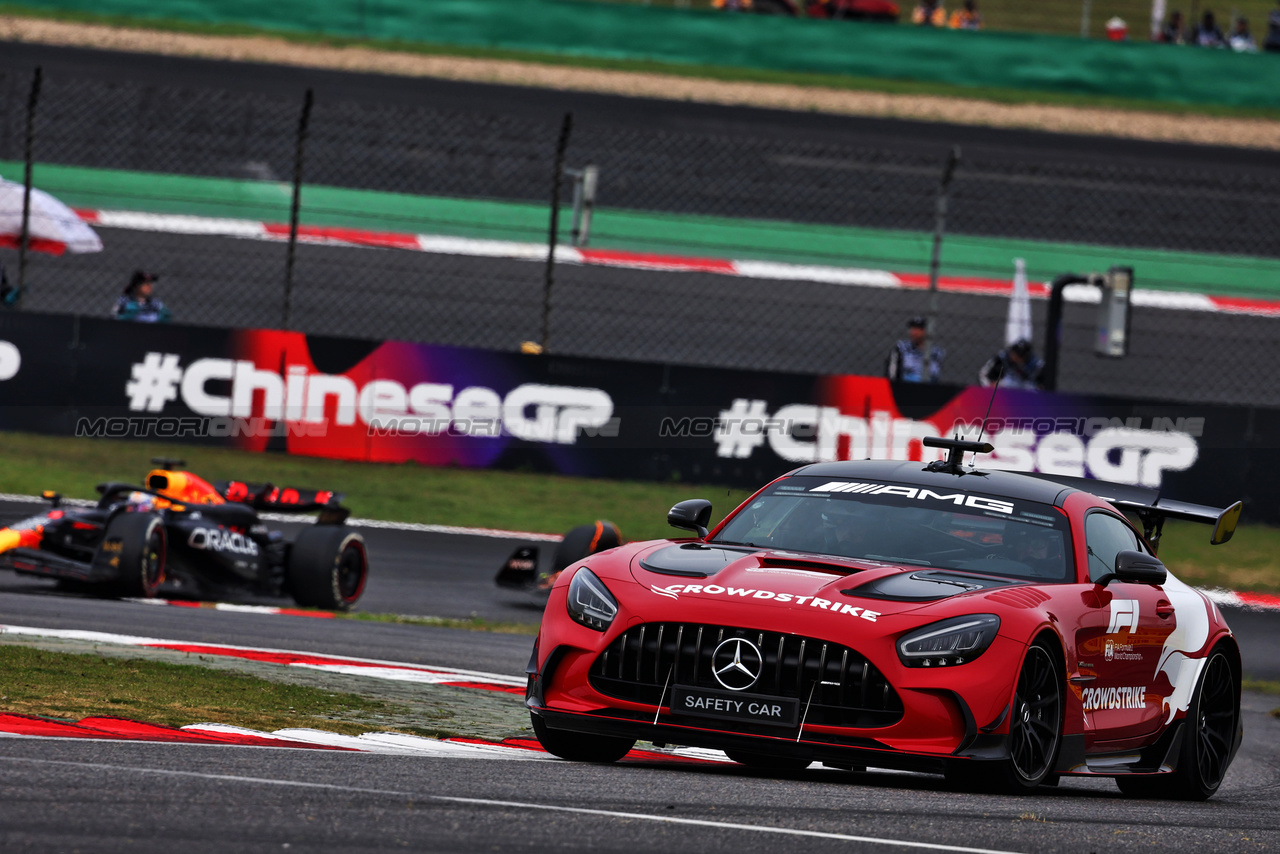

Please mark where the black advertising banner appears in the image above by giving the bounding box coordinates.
[0,312,1276,521]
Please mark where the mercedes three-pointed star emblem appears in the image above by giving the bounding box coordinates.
[712,637,763,691]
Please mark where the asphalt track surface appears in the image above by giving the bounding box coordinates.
[2,499,1280,851]
[4,42,1280,404]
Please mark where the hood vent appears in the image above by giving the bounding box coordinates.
[757,556,863,575]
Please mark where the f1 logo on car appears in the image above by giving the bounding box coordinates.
[1107,599,1140,634]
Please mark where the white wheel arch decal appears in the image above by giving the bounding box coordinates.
[1157,574,1213,724]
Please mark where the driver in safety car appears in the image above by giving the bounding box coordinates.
[816,499,874,557]
[1002,523,1065,577]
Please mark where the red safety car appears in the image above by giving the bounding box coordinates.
[527,438,1244,799]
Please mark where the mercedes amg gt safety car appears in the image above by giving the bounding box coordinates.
[527,438,1245,799]
[0,459,369,610]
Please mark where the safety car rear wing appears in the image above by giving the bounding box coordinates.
[1021,472,1242,553]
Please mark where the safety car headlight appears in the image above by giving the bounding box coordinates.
[897,614,1000,668]
[566,567,618,632]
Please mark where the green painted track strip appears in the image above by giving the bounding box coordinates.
[8,160,1279,299]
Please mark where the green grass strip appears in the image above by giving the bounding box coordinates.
[12,159,1278,300]
[0,644,403,735]
[3,0,1279,113]
[1,3,1278,119]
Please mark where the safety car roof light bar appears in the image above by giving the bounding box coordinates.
[922,437,994,475]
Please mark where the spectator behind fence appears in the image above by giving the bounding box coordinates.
[1267,0,1280,51]
[949,0,981,29]
[1160,10,1187,42]
[1229,16,1258,50]
[114,270,171,323]
[912,0,946,26]
[979,339,1044,390]
[886,316,944,383]
[1191,10,1226,45]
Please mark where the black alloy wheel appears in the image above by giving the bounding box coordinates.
[1193,652,1237,792]
[946,640,1063,793]
[1119,649,1239,801]
[1008,642,1063,786]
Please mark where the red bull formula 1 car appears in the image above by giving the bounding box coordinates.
[0,459,368,610]
[527,438,1244,799]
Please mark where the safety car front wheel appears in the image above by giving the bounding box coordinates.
[947,639,1063,793]
[530,713,634,763]
[286,527,368,611]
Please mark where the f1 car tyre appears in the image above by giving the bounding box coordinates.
[723,749,812,772]
[531,713,634,763]
[947,639,1062,793]
[552,521,622,574]
[106,512,166,599]
[287,527,367,611]
[1115,648,1238,801]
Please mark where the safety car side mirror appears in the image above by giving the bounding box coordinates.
[668,499,713,539]
[1112,549,1167,586]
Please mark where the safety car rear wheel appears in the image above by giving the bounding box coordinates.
[530,713,634,763]
[105,512,166,599]
[1115,648,1238,801]
[286,527,368,611]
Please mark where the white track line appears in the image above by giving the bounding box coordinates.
[77,207,1280,318]
[0,756,1027,853]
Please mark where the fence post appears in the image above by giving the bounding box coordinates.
[282,87,314,331]
[925,145,960,380]
[541,112,573,352]
[16,66,43,306]
[1043,272,1092,392]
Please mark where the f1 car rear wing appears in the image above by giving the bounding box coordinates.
[214,481,348,521]
[1020,472,1242,553]
[96,481,351,526]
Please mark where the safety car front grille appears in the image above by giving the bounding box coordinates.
[588,622,903,728]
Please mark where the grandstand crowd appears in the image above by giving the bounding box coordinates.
[713,0,1280,51]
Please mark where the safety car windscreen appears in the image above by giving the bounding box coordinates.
[713,476,1074,582]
